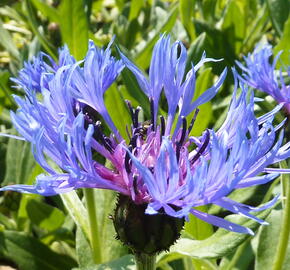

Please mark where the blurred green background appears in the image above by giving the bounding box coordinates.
[0,0,289,269]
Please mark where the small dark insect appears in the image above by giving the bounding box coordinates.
[136,120,152,139]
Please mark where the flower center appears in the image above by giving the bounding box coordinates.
[73,101,115,153]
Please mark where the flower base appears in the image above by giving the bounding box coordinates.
[113,194,185,255]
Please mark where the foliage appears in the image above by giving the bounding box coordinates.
[0,0,289,269]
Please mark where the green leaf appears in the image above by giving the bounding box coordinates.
[95,255,135,270]
[59,0,89,60]
[167,210,271,259]
[189,102,212,137]
[221,0,247,54]
[93,189,127,262]
[199,0,217,24]
[76,226,95,269]
[274,16,290,67]
[120,68,150,117]
[257,161,290,270]
[188,68,214,137]
[3,138,36,186]
[179,0,196,40]
[135,5,178,69]
[60,191,90,242]
[30,0,60,22]
[0,212,16,230]
[0,18,20,60]
[128,0,144,21]
[124,19,140,50]
[73,255,135,270]
[266,0,290,36]
[105,83,132,140]
[0,5,26,23]
[24,0,57,60]
[241,4,269,52]
[26,199,65,231]
[84,0,93,21]
[0,71,14,107]
[0,230,77,270]
[184,206,213,240]
[185,33,207,72]
[193,23,236,72]
[256,208,290,270]
[219,239,254,270]
[16,165,44,230]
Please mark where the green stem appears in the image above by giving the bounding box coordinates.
[84,188,102,264]
[135,253,156,270]
[272,169,290,270]
[225,238,251,270]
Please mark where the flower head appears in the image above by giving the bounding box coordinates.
[1,36,290,237]
[236,44,290,113]
[13,46,75,93]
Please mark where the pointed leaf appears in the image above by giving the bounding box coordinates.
[59,0,89,60]
[266,0,290,36]
[3,137,36,186]
[135,5,178,69]
[188,68,214,137]
[0,230,77,270]
[256,208,290,270]
[167,210,271,260]
[179,0,196,40]
[26,199,65,231]
[274,16,290,68]
[93,189,128,262]
[105,83,132,140]
[61,191,90,242]
[0,18,19,60]
[30,0,60,22]
[76,226,95,269]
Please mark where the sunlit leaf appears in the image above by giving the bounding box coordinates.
[30,0,60,22]
[26,199,65,231]
[93,189,128,262]
[24,0,57,59]
[76,226,95,269]
[105,83,132,140]
[179,0,196,40]
[166,210,271,260]
[221,0,247,53]
[256,208,290,270]
[61,191,90,243]
[274,16,290,68]
[59,0,89,60]
[188,67,214,137]
[135,5,178,69]
[128,0,144,21]
[0,18,19,60]
[3,138,36,186]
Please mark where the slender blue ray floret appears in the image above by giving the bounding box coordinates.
[12,45,75,93]
[1,36,290,236]
[236,44,290,113]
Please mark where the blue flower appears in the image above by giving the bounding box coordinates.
[12,45,75,93]
[236,44,290,112]
[1,36,289,235]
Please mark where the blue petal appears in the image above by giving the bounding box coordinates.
[188,68,227,114]
[119,50,150,96]
[236,173,279,188]
[190,209,254,235]
[214,198,268,225]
